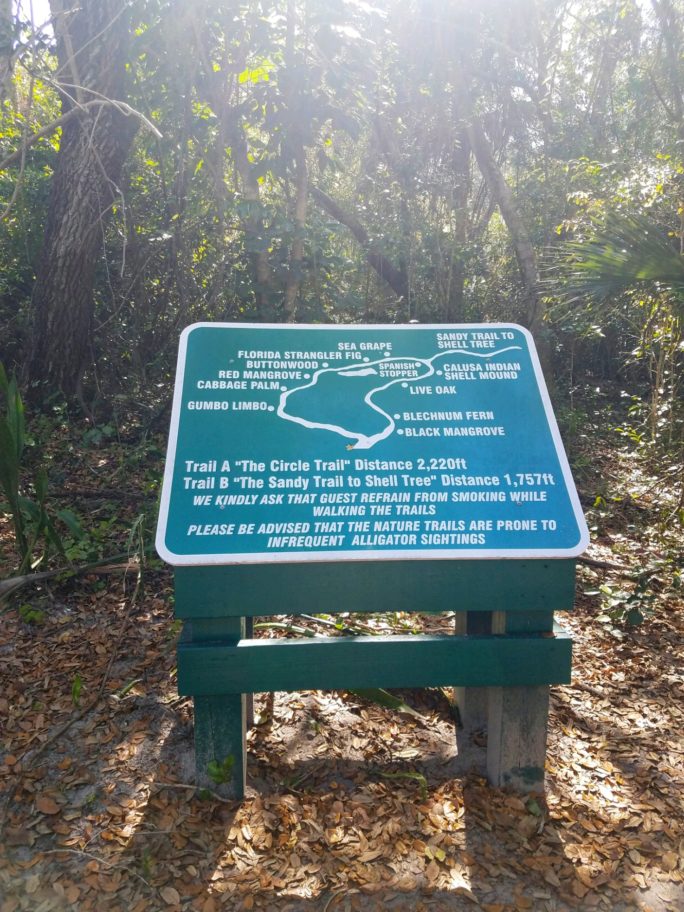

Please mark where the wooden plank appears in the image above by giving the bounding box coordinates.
[506,611,554,634]
[174,559,576,618]
[487,685,550,794]
[177,631,572,695]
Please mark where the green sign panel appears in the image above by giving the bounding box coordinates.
[156,323,588,565]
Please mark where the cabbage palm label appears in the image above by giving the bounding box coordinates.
[156,323,589,565]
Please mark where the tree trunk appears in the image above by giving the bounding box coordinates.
[468,116,541,329]
[27,0,138,399]
[0,0,11,101]
[283,144,309,321]
[444,128,471,323]
[453,70,541,333]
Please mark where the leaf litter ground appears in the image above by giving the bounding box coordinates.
[0,430,683,912]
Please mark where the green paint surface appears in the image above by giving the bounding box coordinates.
[177,630,572,694]
[174,559,576,617]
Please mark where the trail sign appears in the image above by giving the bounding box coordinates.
[156,323,589,565]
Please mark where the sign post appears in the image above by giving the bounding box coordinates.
[156,323,588,796]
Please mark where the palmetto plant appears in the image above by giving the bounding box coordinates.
[0,362,28,560]
[546,213,684,445]
[0,363,67,574]
[547,213,684,310]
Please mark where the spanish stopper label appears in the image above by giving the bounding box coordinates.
[156,323,589,565]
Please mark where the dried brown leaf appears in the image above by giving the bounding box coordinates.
[160,886,181,905]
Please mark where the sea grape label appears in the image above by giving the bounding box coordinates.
[155,323,589,565]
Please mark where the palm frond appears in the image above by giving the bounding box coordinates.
[544,214,684,309]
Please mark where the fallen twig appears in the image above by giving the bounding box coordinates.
[578,554,630,572]
[153,781,236,804]
[41,849,152,888]
[0,546,156,601]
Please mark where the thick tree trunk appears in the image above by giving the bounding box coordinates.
[0,0,11,100]
[27,0,137,398]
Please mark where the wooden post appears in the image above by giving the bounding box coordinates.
[454,611,491,730]
[245,616,255,729]
[187,618,246,799]
[485,610,550,793]
[486,686,549,793]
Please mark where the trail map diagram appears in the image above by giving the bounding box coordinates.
[277,346,523,449]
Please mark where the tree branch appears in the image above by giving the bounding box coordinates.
[310,186,408,301]
[0,97,161,172]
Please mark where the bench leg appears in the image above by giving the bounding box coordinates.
[484,609,551,793]
[186,618,247,799]
[486,685,549,793]
[194,693,246,799]
[245,617,255,730]
[453,612,491,730]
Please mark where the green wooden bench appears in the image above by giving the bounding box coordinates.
[157,321,587,799]
[175,558,574,797]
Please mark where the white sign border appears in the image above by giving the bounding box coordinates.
[155,322,590,566]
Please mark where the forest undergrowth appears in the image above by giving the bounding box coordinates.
[0,383,682,912]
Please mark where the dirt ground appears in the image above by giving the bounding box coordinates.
[0,548,682,912]
[1,432,683,912]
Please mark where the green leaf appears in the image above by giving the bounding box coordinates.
[526,797,543,817]
[548,213,684,315]
[34,467,48,504]
[19,603,45,625]
[18,496,40,521]
[4,374,25,459]
[71,673,83,707]
[43,514,66,557]
[57,509,84,539]
[379,769,428,799]
[625,607,644,627]
[207,754,235,785]
[349,688,425,720]
[0,419,19,503]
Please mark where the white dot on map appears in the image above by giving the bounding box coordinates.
[436,370,443,376]
[268,406,275,412]
[394,414,401,420]
[363,357,369,362]
[384,351,391,357]
[304,373,310,379]
[397,429,404,435]
[323,362,329,368]
[280,385,287,391]
[401,382,408,388]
